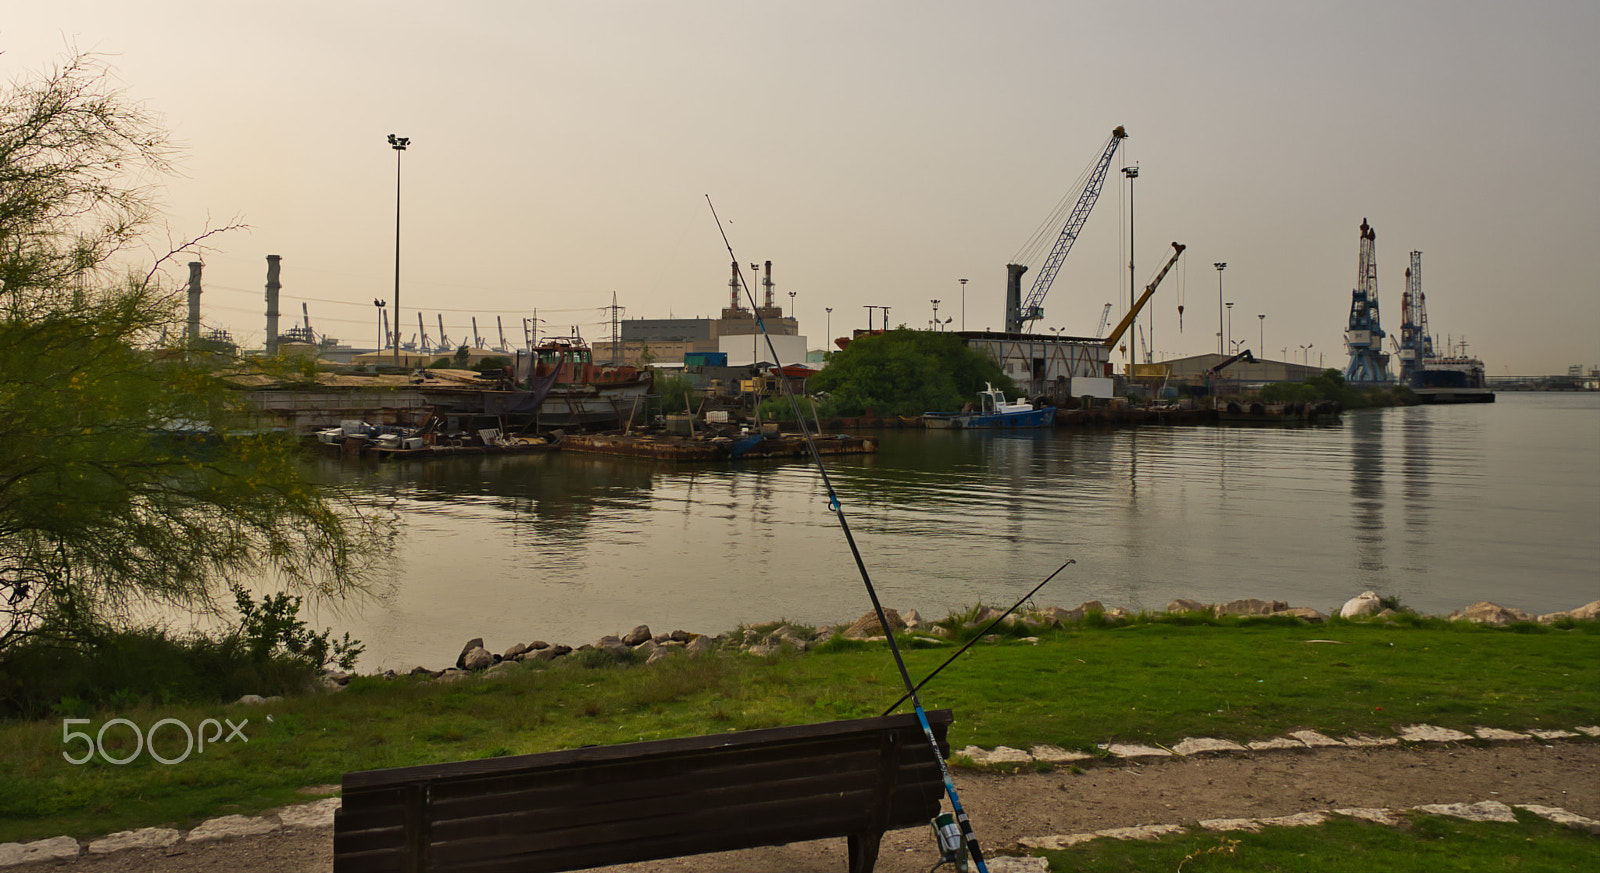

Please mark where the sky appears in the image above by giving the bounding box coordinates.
[7,0,1597,376]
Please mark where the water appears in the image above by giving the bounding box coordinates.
[306,393,1600,671]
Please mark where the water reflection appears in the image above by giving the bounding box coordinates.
[1348,411,1389,580]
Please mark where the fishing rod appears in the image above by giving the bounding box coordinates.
[883,558,1074,717]
[705,196,991,873]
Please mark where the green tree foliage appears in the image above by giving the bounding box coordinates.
[805,329,1015,416]
[0,53,392,656]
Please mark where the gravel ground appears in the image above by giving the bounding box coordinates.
[16,740,1597,872]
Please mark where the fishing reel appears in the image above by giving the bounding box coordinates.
[930,812,968,872]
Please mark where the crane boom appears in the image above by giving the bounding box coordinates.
[1103,242,1185,349]
[1006,125,1127,333]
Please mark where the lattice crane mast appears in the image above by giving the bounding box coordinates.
[1005,126,1127,334]
[1343,218,1392,384]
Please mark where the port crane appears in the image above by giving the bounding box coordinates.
[1005,126,1127,334]
[1343,218,1391,383]
[1102,242,1185,350]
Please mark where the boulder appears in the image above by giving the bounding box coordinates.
[455,638,486,669]
[1166,598,1210,614]
[622,625,653,646]
[842,609,905,639]
[633,639,659,656]
[527,641,549,651]
[686,635,715,657]
[669,629,694,643]
[902,609,922,629]
[1217,598,1287,616]
[1077,600,1106,614]
[532,644,572,662]
[408,666,441,678]
[645,646,673,665]
[1461,601,1532,627]
[1273,606,1328,623]
[502,643,528,661]
[1339,591,1383,618]
[1571,600,1600,620]
[460,646,493,671]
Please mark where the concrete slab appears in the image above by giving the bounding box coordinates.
[1029,744,1092,763]
[277,797,342,829]
[1100,743,1173,759]
[1526,729,1577,740]
[1196,818,1263,832]
[957,745,1034,765]
[1096,824,1187,841]
[1574,725,1600,737]
[1338,734,1401,747]
[1246,737,1306,751]
[1017,832,1100,850]
[1474,727,1530,741]
[986,856,1049,873]
[1256,811,1329,827]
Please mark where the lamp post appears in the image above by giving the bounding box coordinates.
[1124,165,1139,371]
[788,290,796,318]
[373,298,386,350]
[958,278,968,331]
[1258,314,1265,355]
[1213,262,1226,355]
[1225,301,1234,353]
[825,307,832,342]
[931,299,940,330]
[387,132,409,362]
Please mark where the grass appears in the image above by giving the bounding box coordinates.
[1029,808,1600,871]
[0,616,1595,843]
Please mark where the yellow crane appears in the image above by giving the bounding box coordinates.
[1103,242,1185,349]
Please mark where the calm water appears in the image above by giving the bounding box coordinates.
[306,393,1600,671]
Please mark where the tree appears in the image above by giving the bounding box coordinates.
[805,329,1014,416]
[0,53,391,655]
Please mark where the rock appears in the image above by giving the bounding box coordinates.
[1398,723,1474,743]
[1517,804,1600,835]
[532,644,572,662]
[1276,606,1327,623]
[1570,600,1600,620]
[669,629,694,643]
[1339,591,1383,618]
[1077,600,1106,614]
[1461,601,1532,627]
[322,670,352,686]
[686,635,714,657]
[236,694,268,705]
[527,641,549,650]
[645,646,673,665]
[1217,598,1287,616]
[484,661,519,677]
[902,609,922,628]
[276,797,341,829]
[1415,801,1516,823]
[460,646,493,671]
[956,745,1032,765]
[455,638,485,670]
[1286,730,1343,748]
[186,814,281,842]
[409,665,440,677]
[1166,598,1210,614]
[502,643,527,661]
[1029,744,1092,763]
[1171,737,1248,755]
[633,639,659,656]
[597,635,631,659]
[1103,607,1131,622]
[842,609,905,639]
[622,625,653,646]
[929,625,952,637]
[1100,743,1172,759]
[434,670,470,684]
[746,641,782,657]
[87,827,182,854]
[0,836,80,864]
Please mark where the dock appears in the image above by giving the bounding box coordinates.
[561,432,876,462]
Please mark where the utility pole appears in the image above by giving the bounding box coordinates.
[1213,262,1227,355]
[387,133,409,365]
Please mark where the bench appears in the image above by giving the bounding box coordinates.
[333,709,954,873]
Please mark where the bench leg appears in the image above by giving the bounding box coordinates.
[847,831,884,873]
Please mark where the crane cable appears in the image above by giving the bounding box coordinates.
[706,195,991,873]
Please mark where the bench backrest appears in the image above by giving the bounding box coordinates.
[334,709,953,873]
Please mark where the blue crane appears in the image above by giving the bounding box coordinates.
[1004,126,1127,334]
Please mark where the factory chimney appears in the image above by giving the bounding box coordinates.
[264,254,282,355]
[762,260,774,310]
[728,261,742,311]
[186,262,203,347]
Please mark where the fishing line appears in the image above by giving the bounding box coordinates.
[882,559,1074,717]
[705,195,991,873]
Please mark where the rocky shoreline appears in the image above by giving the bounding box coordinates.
[306,593,1600,691]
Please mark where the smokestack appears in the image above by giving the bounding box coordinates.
[265,255,281,355]
[763,260,774,310]
[728,261,741,311]
[186,262,203,346]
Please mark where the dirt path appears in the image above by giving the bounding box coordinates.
[20,741,1599,872]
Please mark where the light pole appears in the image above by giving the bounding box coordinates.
[958,278,968,331]
[931,299,940,330]
[1258,314,1265,355]
[1225,301,1234,352]
[1213,262,1226,355]
[788,290,796,318]
[1124,165,1139,371]
[387,133,409,365]
[825,307,832,342]
[373,298,386,350]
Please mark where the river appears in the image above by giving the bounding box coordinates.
[304,392,1599,671]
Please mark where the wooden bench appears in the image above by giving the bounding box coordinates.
[334,709,954,873]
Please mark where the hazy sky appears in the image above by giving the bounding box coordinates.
[8,1,1597,375]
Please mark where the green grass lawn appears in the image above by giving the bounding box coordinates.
[0,618,1595,844]
[1029,808,1600,872]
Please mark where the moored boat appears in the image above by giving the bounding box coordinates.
[923,383,1055,429]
